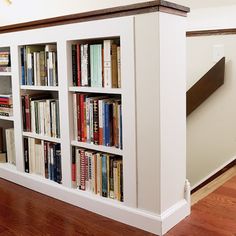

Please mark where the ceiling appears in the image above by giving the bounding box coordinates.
[172,0,236,9]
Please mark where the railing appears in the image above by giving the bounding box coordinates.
[187,57,225,116]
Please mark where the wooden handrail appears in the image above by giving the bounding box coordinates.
[187,57,225,116]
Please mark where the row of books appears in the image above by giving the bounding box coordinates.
[0,94,13,117]
[72,147,123,201]
[73,93,122,149]
[0,49,11,72]
[22,94,60,138]
[21,44,58,86]
[0,127,15,165]
[24,138,62,183]
[72,39,121,88]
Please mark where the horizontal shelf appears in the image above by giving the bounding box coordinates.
[0,72,12,76]
[0,115,14,121]
[69,86,122,94]
[0,165,124,208]
[71,140,123,156]
[21,85,59,91]
[0,163,16,171]
[71,187,124,205]
[23,132,61,143]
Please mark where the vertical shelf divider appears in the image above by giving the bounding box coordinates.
[57,40,73,188]
[11,44,24,172]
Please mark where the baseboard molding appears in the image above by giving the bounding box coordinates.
[191,157,236,194]
[0,164,190,235]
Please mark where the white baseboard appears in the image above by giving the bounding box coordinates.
[0,164,190,235]
[191,156,236,191]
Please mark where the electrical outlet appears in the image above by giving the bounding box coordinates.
[213,44,224,63]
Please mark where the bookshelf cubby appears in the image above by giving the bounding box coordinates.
[0,2,190,235]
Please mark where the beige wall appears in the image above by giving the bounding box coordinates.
[187,35,236,187]
[0,0,147,26]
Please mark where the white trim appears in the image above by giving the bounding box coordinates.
[69,86,122,94]
[191,156,236,190]
[0,166,190,235]
[71,140,123,156]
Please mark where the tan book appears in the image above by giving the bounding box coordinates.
[111,44,118,88]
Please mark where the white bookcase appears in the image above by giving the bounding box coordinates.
[0,2,190,235]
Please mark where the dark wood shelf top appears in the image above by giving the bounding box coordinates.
[0,0,190,34]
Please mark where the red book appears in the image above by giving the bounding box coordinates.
[93,99,99,145]
[24,95,31,132]
[80,149,86,190]
[77,43,81,87]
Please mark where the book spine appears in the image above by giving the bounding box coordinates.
[72,45,77,86]
[77,43,81,86]
[24,138,29,173]
[80,149,86,190]
[104,40,112,88]
[73,94,78,140]
[117,46,121,88]
[102,154,107,197]
[72,146,76,186]
[21,47,25,85]
[98,100,103,145]
[93,99,99,145]
[111,44,118,88]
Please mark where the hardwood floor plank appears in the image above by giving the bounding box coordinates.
[167,173,236,236]
[0,178,154,236]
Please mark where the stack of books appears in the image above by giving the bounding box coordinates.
[21,44,58,86]
[0,94,13,117]
[72,147,123,202]
[21,94,60,138]
[0,49,11,72]
[73,93,122,149]
[24,138,62,184]
[0,127,15,164]
[72,39,121,88]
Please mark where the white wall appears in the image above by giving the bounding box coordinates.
[187,5,236,31]
[187,35,236,187]
[0,0,147,26]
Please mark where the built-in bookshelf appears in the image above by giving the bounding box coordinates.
[0,2,190,235]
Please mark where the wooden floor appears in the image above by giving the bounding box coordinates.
[0,167,235,236]
[0,178,153,236]
[167,171,236,236]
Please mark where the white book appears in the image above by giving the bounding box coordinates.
[103,40,113,88]
[29,137,36,173]
[5,129,12,164]
[96,153,102,196]
[81,44,89,86]
[30,101,35,133]
[39,101,45,135]
[45,100,51,137]
[36,52,40,86]
[41,140,45,177]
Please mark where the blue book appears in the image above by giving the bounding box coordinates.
[21,47,25,85]
[104,102,109,146]
[102,155,107,197]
